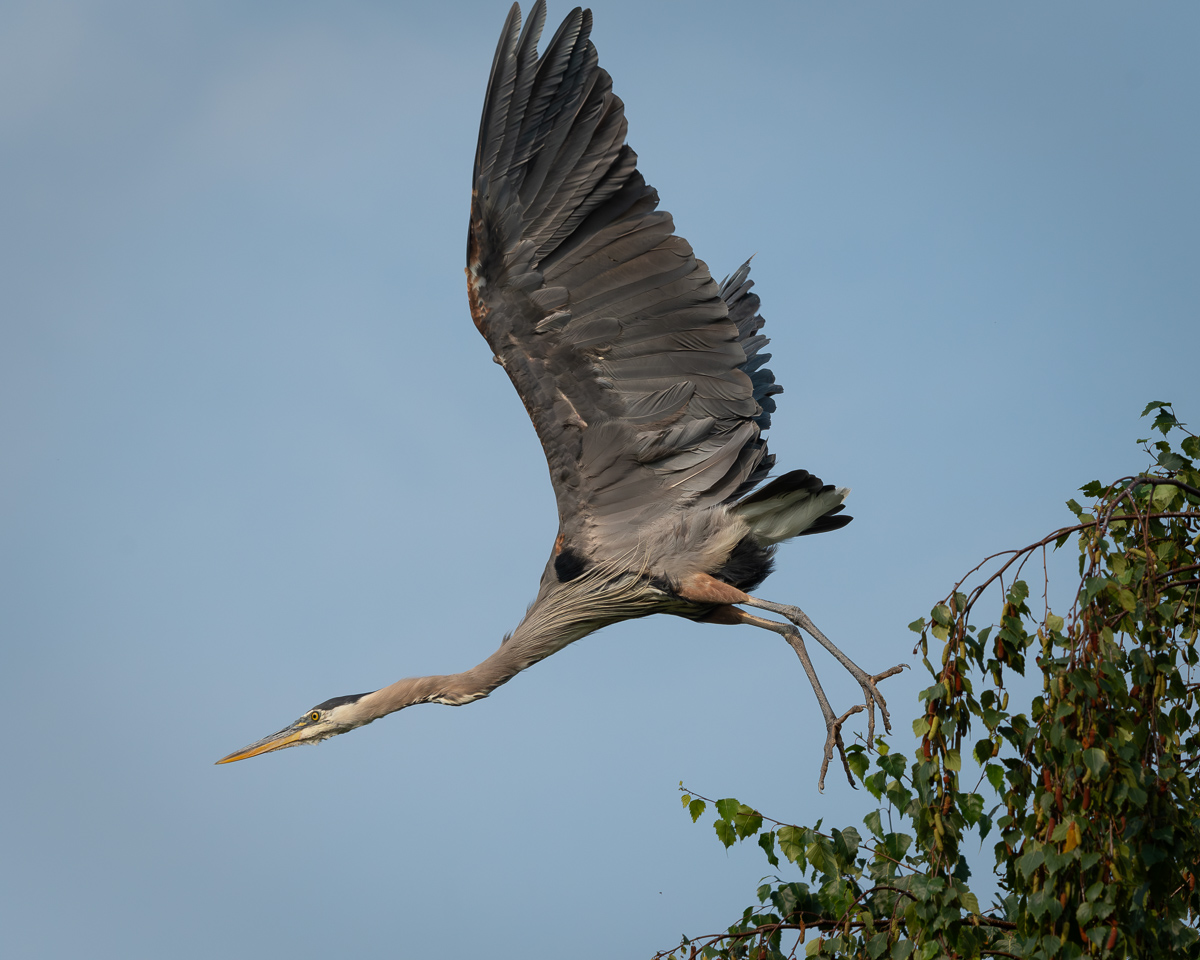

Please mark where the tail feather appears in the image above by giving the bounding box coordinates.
[733,469,851,545]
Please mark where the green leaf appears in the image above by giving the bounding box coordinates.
[1140,400,1172,417]
[1152,482,1176,509]
[688,799,707,823]
[806,836,829,873]
[835,825,862,860]
[714,818,736,849]
[1083,577,1108,604]
[864,809,884,838]
[732,803,763,838]
[715,798,739,820]
[777,825,805,864]
[944,748,961,771]
[959,792,984,826]
[774,883,800,919]
[908,617,926,634]
[885,832,913,861]
[805,935,824,957]
[1182,435,1200,459]
[912,717,930,738]
[1028,889,1061,922]
[1044,847,1072,875]
[961,890,980,914]
[1152,406,1178,435]
[847,749,869,781]
[1046,613,1064,632]
[880,753,909,780]
[758,831,779,867]
[1082,748,1110,778]
[1018,848,1044,879]
[919,684,942,703]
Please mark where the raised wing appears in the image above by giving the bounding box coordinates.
[467,2,780,565]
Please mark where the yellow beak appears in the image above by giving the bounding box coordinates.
[215,722,310,764]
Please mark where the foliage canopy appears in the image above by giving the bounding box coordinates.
[663,403,1200,960]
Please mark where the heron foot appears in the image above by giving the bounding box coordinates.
[743,597,910,785]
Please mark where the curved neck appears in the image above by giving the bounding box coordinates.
[354,586,630,722]
[356,672,490,719]
[353,570,656,723]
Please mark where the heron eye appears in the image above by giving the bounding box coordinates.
[309,711,320,723]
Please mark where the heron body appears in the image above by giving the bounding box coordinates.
[219,2,903,787]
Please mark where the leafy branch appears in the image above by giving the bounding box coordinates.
[661,403,1200,960]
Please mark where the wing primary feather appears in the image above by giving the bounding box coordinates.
[515,14,595,209]
[474,5,522,182]
[491,2,548,182]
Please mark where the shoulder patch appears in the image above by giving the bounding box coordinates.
[554,548,589,582]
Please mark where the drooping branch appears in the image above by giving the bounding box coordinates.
[918,508,1199,644]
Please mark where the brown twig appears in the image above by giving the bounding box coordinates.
[925,511,1197,637]
[1130,476,1200,500]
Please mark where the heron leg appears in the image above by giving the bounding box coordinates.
[744,597,907,747]
[724,607,862,790]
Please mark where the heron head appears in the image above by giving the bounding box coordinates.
[216,692,375,764]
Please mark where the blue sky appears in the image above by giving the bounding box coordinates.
[3,2,1198,957]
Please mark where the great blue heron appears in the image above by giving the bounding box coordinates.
[218,1,904,787]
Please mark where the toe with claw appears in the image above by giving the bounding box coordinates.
[819,704,864,791]
[854,663,908,743]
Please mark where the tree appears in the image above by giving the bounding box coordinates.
[662,403,1200,960]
